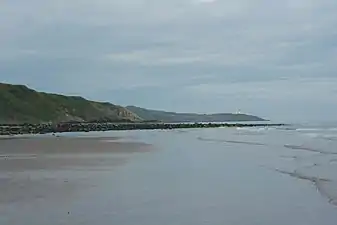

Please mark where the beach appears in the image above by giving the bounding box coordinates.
[0,136,152,209]
[1,127,337,225]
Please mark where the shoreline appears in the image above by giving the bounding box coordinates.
[0,122,285,136]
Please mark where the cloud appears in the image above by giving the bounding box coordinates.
[1,0,337,121]
[184,77,337,102]
[182,77,337,121]
[196,0,218,3]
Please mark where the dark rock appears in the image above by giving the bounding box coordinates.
[0,122,285,136]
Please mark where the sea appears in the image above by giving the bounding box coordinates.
[1,122,337,225]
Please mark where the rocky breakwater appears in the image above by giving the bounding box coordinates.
[0,122,285,136]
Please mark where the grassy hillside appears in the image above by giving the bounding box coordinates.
[0,83,141,124]
[126,106,265,122]
[0,82,265,124]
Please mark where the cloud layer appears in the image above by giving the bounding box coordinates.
[1,0,337,121]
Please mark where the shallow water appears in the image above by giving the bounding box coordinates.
[1,126,337,225]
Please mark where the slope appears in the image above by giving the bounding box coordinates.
[0,83,141,124]
[126,106,265,122]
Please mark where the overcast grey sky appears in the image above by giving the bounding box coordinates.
[1,0,337,122]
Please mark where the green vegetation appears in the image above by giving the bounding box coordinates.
[0,82,265,124]
[126,106,265,123]
[0,83,141,124]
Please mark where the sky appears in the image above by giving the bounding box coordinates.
[1,0,337,122]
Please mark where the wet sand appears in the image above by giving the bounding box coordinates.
[0,136,152,154]
[0,136,152,206]
[1,128,337,225]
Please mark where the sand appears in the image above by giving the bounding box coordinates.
[0,136,153,205]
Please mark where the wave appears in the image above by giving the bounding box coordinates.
[316,181,337,207]
[320,135,337,141]
[197,137,266,146]
[235,127,277,136]
[284,144,337,155]
[236,127,277,131]
[273,168,331,182]
[295,126,337,132]
[296,128,323,132]
[267,167,337,207]
[301,132,337,141]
